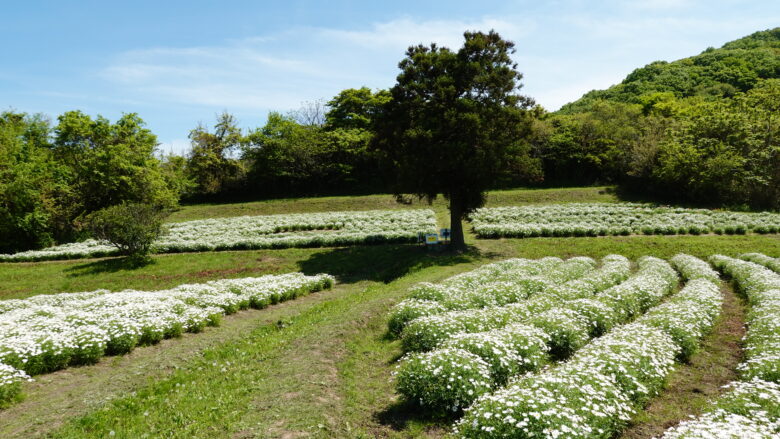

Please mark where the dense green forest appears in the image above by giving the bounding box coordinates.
[2,28,778,253]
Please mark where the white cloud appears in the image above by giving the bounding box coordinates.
[98,17,537,113]
[319,17,533,50]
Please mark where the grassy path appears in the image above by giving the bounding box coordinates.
[619,283,746,438]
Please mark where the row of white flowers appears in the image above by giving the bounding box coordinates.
[469,203,780,239]
[657,254,780,438]
[670,254,721,284]
[741,252,780,274]
[388,257,598,336]
[456,258,723,438]
[711,255,780,382]
[0,209,438,262]
[392,256,672,412]
[398,255,634,353]
[0,272,334,405]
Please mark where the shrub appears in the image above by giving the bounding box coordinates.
[394,348,493,413]
[86,203,169,259]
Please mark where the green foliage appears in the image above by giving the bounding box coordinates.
[649,79,780,208]
[186,112,245,196]
[160,153,196,198]
[86,203,169,258]
[0,112,71,252]
[53,111,178,213]
[542,28,780,209]
[540,100,648,184]
[0,110,182,254]
[374,30,541,248]
[560,27,780,114]
[325,87,391,130]
[243,112,380,196]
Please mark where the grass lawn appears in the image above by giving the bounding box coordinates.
[0,186,778,438]
[167,185,618,222]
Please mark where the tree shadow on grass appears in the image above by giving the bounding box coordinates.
[375,399,458,432]
[297,243,479,284]
[64,256,155,277]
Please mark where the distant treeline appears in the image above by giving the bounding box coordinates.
[2,28,779,253]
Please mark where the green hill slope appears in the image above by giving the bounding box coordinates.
[559,27,780,114]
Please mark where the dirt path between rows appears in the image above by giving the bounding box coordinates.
[618,282,746,439]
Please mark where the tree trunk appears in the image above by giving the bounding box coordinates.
[449,195,466,251]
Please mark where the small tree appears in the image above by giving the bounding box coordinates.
[86,203,168,260]
[374,30,538,250]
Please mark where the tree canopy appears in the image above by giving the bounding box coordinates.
[374,30,540,249]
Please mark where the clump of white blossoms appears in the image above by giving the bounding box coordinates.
[455,255,722,438]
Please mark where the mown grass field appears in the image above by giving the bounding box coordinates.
[0,186,778,438]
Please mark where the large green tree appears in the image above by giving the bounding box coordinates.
[373,30,539,249]
[53,110,177,216]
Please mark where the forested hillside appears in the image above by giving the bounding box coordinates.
[559,28,780,113]
[537,28,780,209]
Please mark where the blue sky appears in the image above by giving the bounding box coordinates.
[2,0,779,154]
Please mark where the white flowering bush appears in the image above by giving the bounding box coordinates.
[597,256,678,321]
[442,325,550,385]
[455,368,635,438]
[636,279,723,360]
[741,252,780,274]
[393,256,680,419]
[398,256,633,352]
[456,266,719,439]
[0,272,334,402]
[528,308,591,360]
[660,410,779,438]
[470,203,780,239]
[389,257,597,337]
[0,209,438,261]
[394,348,493,413]
[566,323,679,406]
[670,254,720,284]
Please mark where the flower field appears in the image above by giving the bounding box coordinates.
[470,203,780,238]
[658,255,780,437]
[0,209,437,262]
[384,253,780,438]
[0,272,334,405]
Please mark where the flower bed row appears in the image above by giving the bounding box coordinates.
[398,255,635,353]
[0,209,438,262]
[392,256,672,413]
[0,272,334,405]
[469,203,780,239]
[740,252,780,274]
[658,255,780,438]
[456,257,723,438]
[388,256,599,336]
